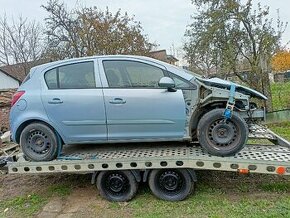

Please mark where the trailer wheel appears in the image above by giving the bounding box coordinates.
[148,169,194,201]
[96,170,138,202]
[20,122,58,161]
[197,108,248,156]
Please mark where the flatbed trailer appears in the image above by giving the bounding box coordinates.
[1,124,290,201]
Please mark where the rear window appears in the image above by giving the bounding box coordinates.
[44,62,95,89]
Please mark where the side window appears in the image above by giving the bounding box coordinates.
[45,69,57,89]
[44,62,95,89]
[103,60,165,88]
[170,73,195,89]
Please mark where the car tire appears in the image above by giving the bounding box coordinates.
[197,108,248,156]
[96,170,138,202]
[20,122,59,161]
[148,169,194,201]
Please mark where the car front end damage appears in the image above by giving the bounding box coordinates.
[195,77,267,121]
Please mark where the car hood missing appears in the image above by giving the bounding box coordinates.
[198,77,268,100]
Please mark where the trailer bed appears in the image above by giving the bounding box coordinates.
[5,143,290,176]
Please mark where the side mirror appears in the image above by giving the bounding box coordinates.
[158,77,176,90]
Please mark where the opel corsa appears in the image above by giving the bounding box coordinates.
[10,55,267,161]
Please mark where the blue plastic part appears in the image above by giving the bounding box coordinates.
[223,83,236,120]
[228,83,236,104]
[223,109,232,119]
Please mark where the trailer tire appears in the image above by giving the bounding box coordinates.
[197,108,248,156]
[148,169,194,201]
[96,170,138,202]
[20,122,58,161]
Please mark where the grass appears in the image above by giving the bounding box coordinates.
[127,192,290,218]
[271,82,290,111]
[0,194,45,217]
[0,183,72,217]
[267,121,290,141]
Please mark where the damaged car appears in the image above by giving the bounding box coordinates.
[9,55,267,161]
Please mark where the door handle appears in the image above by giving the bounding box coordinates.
[48,98,63,104]
[109,98,126,104]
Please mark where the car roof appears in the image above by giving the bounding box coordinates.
[31,55,194,81]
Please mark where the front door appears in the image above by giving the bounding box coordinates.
[41,60,107,143]
[99,58,186,141]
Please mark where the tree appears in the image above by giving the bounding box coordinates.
[271,49,290,73]
[42,0,155,60]
[0,15,44,73]
[184,0,287,111]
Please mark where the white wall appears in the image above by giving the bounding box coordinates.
[0,71,19,89]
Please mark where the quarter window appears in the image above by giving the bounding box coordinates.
[103,61,165,88]
[44,62,95,89]
[170,73,195,89]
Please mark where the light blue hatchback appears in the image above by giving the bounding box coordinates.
[10,55,267,161]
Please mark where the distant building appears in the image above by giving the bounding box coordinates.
[149,50,179,65]
[0,68,21,89]
[273,71,290,82]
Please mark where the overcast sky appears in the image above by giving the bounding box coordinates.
[0,0,289,53]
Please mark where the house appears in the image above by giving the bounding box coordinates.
[0,60,48,131]
[0,68,21,89]
[273,71,290,82]
[149,50,179,65]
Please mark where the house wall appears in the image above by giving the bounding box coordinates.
[0,71,20,89]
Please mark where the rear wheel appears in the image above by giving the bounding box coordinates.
[197,108,248,156]
[20,122,58,161]
[148,169,194,201]
[96,170,138,202]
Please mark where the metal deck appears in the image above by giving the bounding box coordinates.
[7,143,290,175]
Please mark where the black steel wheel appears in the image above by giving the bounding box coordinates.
[96,171,138,202]
[197,108,248,156]
[20,122,58,161]
[148,169,194,201]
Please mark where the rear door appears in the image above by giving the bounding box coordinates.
[98,58,186,141]
[41,60,107,143]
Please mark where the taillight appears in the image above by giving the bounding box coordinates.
[11,91,25,107]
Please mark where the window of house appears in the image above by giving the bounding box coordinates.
[44,62,95,89]
[103,60,165,88]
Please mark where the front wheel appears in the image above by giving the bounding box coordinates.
[197,109,248,156]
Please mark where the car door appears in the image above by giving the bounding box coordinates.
[98,58,186,141]
[41,60,107,143]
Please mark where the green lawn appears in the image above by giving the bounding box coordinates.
[267,121,290,141]
[271,82,290,111]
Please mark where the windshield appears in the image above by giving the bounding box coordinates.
[183,69,203,79]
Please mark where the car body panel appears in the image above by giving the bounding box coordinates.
[97,57,186,140]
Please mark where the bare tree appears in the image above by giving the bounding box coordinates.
[0,15,45,75]
[42,0,156,60]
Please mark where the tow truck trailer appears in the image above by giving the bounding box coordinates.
[1,124,290,202]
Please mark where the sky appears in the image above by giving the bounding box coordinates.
[0,0,290,54]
